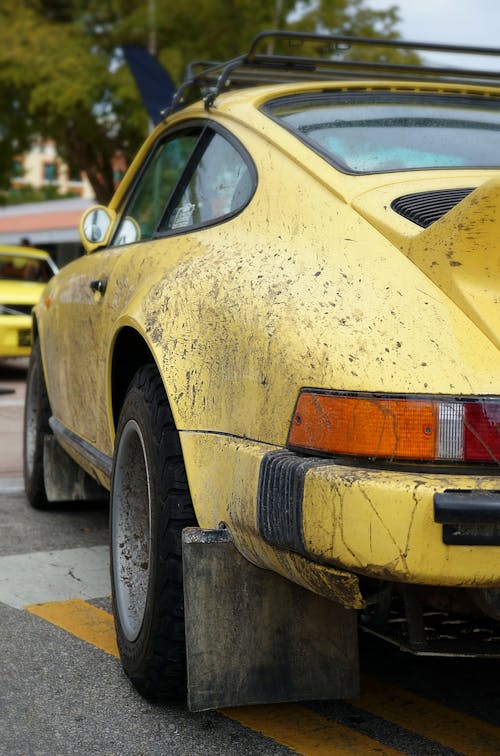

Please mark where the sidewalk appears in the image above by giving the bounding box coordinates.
[0,359,27,482]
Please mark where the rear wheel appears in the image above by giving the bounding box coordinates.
[23,338,51,509]
[110,365,196,700]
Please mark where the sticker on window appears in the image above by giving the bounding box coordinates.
[171,203,196,229]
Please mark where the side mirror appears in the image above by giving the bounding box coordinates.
[80,205,117,254]
[114,216,141,246]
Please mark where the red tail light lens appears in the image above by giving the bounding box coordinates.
[288,391,500,464]
[464,402,500,461]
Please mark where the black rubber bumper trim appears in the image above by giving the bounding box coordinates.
[434,490,500,545]
[434,490,500,523]
[257,450,328,555]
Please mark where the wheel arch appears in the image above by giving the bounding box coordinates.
[110,327,156,434]
[110,327,202,526]
[31,312,39,343]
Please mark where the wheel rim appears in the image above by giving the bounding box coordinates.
[112,419,152,642]
[24,359,39,478]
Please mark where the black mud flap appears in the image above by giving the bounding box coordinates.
[182,528,360,711]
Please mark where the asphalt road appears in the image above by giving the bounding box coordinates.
[0,359,291,756]
[1,358,500,755]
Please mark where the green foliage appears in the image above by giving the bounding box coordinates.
[0,0,147,203]
[1,184,79,206]
[0,0,406,204]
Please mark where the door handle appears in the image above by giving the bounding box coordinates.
[89,278,108,295]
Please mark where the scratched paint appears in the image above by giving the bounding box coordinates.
[301,463,500,585]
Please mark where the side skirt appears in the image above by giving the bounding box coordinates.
[48,417,112,493]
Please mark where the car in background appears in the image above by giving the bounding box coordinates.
[0,245,58,358]
[23,31,500,708]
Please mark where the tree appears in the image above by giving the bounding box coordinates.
[0,0,406,204]
[0,1,148,204]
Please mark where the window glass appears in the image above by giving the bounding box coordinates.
[0,254,53,282]
[162,132,252,231]
[264,92,500,173]
[43,162,58,182]
[12,159,23,178]
[111,132,199,246]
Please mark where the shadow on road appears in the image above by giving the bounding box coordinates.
[0,357,29,382]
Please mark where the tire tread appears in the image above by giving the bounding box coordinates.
[112,364,196,700]
[23,339,51,509]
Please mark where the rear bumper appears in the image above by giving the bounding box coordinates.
[0,314,32,357]
[181,432,500,592]
[257,450,500,587]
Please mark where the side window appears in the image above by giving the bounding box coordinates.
[161,132,253,232]
[111,131,200,247]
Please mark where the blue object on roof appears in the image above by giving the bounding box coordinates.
[122,45,176,125]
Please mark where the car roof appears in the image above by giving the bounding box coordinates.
[0,244,52,260]
[167,30,500,117]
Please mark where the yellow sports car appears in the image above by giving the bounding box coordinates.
[24,32,500,708]
[0,245,57,358]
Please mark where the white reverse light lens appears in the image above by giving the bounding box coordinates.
[438,402,464,459]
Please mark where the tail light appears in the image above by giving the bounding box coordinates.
[288,390,500,464]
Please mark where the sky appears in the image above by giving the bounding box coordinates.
[367,0,500,69]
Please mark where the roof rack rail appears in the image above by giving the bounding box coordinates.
[164,30,500,118]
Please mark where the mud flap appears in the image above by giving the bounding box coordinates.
[43,436,107,502]
[182,527,360,712]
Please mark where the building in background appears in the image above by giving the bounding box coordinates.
[2,140,126,268]
[11,139,94,201]
[0,197,95,267]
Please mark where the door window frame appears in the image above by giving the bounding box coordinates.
[110,120,257,248]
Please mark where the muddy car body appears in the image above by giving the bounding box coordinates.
[24,32,500,707]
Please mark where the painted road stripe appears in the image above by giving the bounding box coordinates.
[355,676,500,755]
[24,598,403,755]
[27,598,119,657]
[221,704,404,755]
[0,477,24,494]
[24,597,500,754]
[0,398,24,407]
[0,545,109,609]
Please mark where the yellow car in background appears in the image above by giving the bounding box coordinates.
[23,32,500,708]
[0,245,57,358]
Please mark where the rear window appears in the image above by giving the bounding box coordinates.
[263,91,500,174]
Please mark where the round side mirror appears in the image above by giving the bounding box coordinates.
[114,216,141,246]
[80,205,116,253]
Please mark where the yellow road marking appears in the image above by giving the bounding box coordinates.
[25,599,500,755]
[356,675,500,755]
[221,704,404,755]
[26,598,119,657]
[26,599,401,753]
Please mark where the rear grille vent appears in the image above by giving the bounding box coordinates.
[391,187,474,228]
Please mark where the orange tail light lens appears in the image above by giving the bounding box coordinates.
[288,390,500,464]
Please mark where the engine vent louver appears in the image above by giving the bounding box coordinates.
[391,188,474,228]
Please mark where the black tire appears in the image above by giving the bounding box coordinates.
[110,364,196,700]
[23,338,51,509]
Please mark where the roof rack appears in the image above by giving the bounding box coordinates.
[165,30,500,117]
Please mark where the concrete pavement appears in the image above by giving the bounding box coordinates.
[0,358,27,485]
